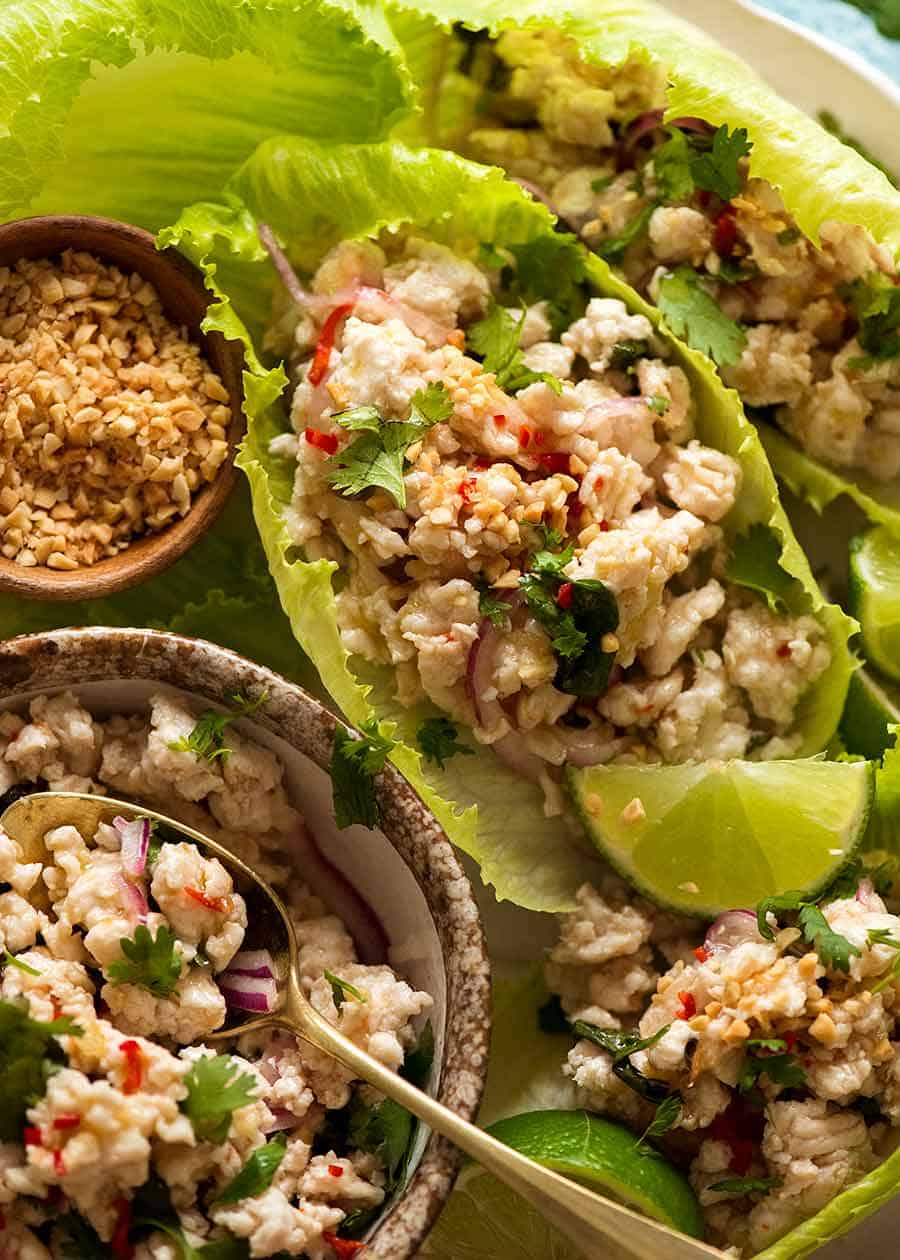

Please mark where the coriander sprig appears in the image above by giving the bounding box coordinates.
[168,690,268,762]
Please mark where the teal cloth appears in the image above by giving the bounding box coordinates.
[754,0,900,78]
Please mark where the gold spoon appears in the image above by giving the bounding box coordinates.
[2,791,718,1260]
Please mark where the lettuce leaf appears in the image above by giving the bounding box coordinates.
[388,0,900,527]
[0,0,413,229]
[163,137,854,914]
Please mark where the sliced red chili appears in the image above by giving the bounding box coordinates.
[518,425,532,449]
[556,582,574,610]
[184,886,226,913]
[492,413,507,428]
[540,452,571,475]
[676,991,697,1020]
[111,1198,134,1260]
[693,945,711,963]
[474,455,492,469]
[119,1040,143,1095]
[328,1164,345,1178]
[52,1148,66,1177]
[784,1031,797,1052]
[459,476,478,503]
[308,303,354,386]
[52,1115,80,1131]
[23,1126,42,1147]
[323,1234,366,1258]
[599,520,610,532]
[305,428,339,455]
[776,642,792,658]
[713,206,738,257]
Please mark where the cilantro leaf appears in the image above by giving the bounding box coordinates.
[756,889,807,939]
[401,1020,435,1089]
[596,204,655,261]
[507,235,588,336]
[725,524,801,615]
[738,1049,807,1092]
[609,339,650,372]
[746,1037,789,1053]
[646,394,670,416]
[0,999,83,1141]
[181,1054,258,1143]
[554,580,620,696]
[519,572,586,660]
[657,267,747,367]
[349,1093,412,1182]
[214,1133,288,1205]
[690,125,752,201]
[653,128,696,203]
[329,384,450,507]
[529,522,565,550]
[798,904,861,973]
[636,1092,683,1150]
[324,969,367,1012]
[530,544,575,576]
[107,924,182,998]
[168,690,268,762]
[475,578,512,628]
[843,272,900,362]
[571,1020,670,1062]
[416,717,474,770]
[708,1176,781,1195]
[3,949,39,976]
[330,718,394,830]
[467,302,561,394]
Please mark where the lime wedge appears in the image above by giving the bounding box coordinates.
[849,528,900,683]
[567,759,874,917]
[419,1110,704,1259]
[840,668,900,760]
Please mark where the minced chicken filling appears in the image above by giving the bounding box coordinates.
[462,29,900,483]
[267,232,830,808]
[0,692,432,1260]
[547,873,900,1254]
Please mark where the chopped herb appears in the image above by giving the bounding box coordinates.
[538,995,571,1036]
[745,1037,789,1053]
[652,127,696,204]
[646,394,670,416]
[776,228,802,247]
[725,524,801,615]
[214,1133,288,1205]
[475,577,512,628]
[416,717,474,770]
[348,1093,412,1182]
[591,174,616,193]
[613,1057,675,1104]
[609,339,649,372]
[842,271,900,363]
[330,718,395,830]
[636,1092,683,1151]
[798,904,861,973]
[571,1020,670,1062]
[324,969,367,1012]
[690,125,752,202]
[478,242,508,270]
[596,204,656,261]
[529,542,575,577]
[529,522,565,550]
[0,999,83,1141]
[866,928,900,993]
[328,384,452,507]
[708,1176,782,1195]
[716,257,759,285]
[657,267,747,367]
[508,235,588,336]
[107,924,182,998]
[181,1054,258,1144]
[168,690,268,762]
[3,949,39,976]
[738,1047,807,1093]
[467,302,562,394]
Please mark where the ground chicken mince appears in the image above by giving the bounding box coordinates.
[547,873,900,1254]
[460,29,900,483]
[266,232,830,811]
[0,691,432,1259]
[0,250,232,570]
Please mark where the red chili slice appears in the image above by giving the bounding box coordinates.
[518,425,532,449]
[328,1164,345,1178]
[323,1234,367,1258]
[676,991,697,1020]
[119,1040,143,1095]
[308,303,354,386]
[459,476,478,503]
[52,1149,66,1177]
[111,1198,134,1260]
[540,452,571,475]
[184,886,227,913]
[305,428,339,455]
[556,582,574,610]
[493,414,507,428]
[713,207,738,257]
[52,1115,80,1131]
[23,1126,42,1147]
[693,945,711,963]
[776,642,792,658]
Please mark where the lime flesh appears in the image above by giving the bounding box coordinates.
[419,1110,704,1259]
[849,528,900,683]
[567,759,874,918]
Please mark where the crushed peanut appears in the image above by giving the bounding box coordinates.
[0,250,232,569]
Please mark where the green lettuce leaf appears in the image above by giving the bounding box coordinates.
[0,0,412,229]
[389,0,900,527]
[162,137,854,915]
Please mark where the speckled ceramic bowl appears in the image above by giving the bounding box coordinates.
[0,626,492,1259]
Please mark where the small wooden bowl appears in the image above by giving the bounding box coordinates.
[0,215,245,602]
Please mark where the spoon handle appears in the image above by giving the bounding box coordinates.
[288,990,718,1260]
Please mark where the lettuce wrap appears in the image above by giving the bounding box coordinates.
[388,0,900,532]
[161,136,855,915]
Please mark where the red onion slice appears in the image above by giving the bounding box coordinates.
[258,222,310,309]
[263,1106,299,1134]
[491,733,546,784]
[856,878,881,909]
[114,873,148,924]
[114,816,151,878]
[563,729,615,769]
[704,910,761,954]
[623,110,714,154]
[218,973,278,1012]
[225,949,276,979]
[291,824,389,966]
[465,601,522,733]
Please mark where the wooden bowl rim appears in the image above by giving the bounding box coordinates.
[0,213,245,603]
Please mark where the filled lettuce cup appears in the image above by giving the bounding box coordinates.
[162,138,853,912]
[389,0,900,529]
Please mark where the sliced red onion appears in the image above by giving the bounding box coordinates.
[466,611,516,733]
[490,732,546,784]
[114,816,151,878]
[704,910,761,954]
[563,729,615,768]
[225,949,276,979]
[258,222,310,309]
[622,110,714,153]
[291,824,389,965]
[669,116,716,135]
[115,873,148,924]
[218,973,278,1013]
[263,1107,299,1134]
[856,878,880,909]
[302,285,449,349]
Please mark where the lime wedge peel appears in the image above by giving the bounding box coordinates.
[839,668,900,761]
[566,758,875,918]
[849,528,900,683]
[419,1109,704,1259]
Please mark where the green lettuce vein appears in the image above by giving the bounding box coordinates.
[162,136,854,915]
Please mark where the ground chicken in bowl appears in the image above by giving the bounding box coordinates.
[0,690,433,1260]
